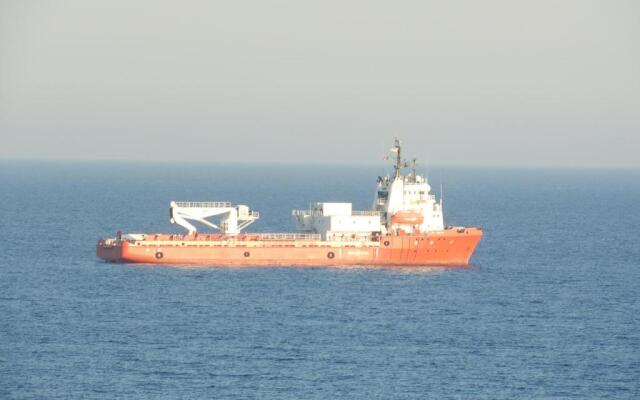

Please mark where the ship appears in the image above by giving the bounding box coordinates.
[97,140,482,267]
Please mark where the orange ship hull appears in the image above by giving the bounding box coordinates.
[97,227,482,267]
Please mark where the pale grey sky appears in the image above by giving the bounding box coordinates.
[1,0,638,167]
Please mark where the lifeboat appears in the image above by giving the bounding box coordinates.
[391,211,424,225]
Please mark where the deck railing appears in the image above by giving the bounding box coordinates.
[352,210,382,216]
[255,233,321,241]
[292,209,323,217]
[174,201,232,208]
[292,210,381,217]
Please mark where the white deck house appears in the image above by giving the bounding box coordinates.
[292,202,382,241]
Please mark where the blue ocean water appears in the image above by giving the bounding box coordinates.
[1,161,639,399]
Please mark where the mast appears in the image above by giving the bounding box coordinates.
[393,138,402,179]
[411,158,417,182]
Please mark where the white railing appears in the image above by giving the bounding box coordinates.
[256,233,321,241]
[292,209,381,217]
[174,201,232,208]
[352,210,382,216]
[292,209,323,217]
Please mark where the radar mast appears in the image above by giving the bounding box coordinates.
[392,138,402,178]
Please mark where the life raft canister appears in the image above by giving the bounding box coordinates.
[391,211,424,225]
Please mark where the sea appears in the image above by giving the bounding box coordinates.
[1,161,638,399]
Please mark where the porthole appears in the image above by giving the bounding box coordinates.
[243,251,250,257]
[155,251,164,259]
[327,251,335,259]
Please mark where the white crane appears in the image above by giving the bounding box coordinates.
[169,201,259,235]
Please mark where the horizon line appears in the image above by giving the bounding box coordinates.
[1,157,639,170]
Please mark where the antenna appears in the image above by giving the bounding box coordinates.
[389,138,403,179]
[395,138,402,178]
[440,180,444,214]
[411,158,417,182]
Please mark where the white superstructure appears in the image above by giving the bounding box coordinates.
[292,203,382,241]
[373,139,444,233]
[169,140,443,239]
[293,139,444,239]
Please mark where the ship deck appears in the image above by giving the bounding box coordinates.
[102,232,382,249]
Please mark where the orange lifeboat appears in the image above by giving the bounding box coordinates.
[391,211,424,225]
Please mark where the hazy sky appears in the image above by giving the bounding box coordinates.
[1,0,638,167]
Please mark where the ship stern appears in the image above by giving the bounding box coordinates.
[96,238,124,262]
